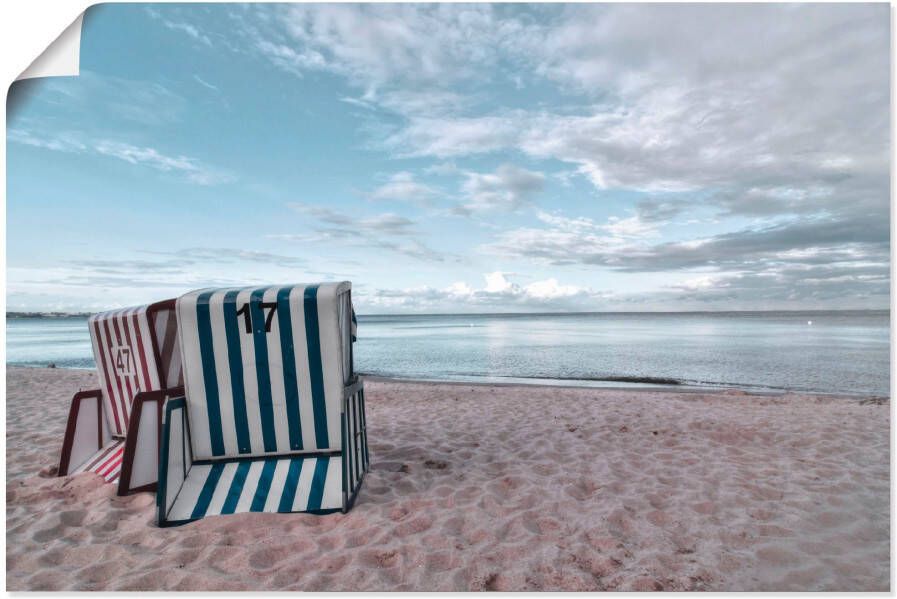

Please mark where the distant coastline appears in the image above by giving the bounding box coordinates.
[7,312,91,319]
[6,308,890,319]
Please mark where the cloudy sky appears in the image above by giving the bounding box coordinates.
[7,3,889,313]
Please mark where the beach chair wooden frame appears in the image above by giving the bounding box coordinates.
[58,300,183,494]
[157,282,369,527]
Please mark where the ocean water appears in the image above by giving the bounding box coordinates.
[6,311,890,396]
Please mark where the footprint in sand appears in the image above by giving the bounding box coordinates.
[646,509,674,527]
[359,548,400,569]
[691,501,718,515]
[394,515,434,537]
[58,509,87,527]
[565,479,601,501]
[248,544,298,570]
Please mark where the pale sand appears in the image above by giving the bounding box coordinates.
[6,366,889,591]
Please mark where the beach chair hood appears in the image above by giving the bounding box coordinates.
[176,281,351,459]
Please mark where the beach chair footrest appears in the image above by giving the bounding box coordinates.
[70,440,125,484]
[163,454,343,526]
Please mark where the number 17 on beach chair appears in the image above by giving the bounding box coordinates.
[157,282,369,526]
[57,300,184,494]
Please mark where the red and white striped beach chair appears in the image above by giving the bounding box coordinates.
[58,300,183,494]
[157,282,369,526]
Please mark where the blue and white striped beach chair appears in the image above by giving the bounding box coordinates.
[157,282,369,526]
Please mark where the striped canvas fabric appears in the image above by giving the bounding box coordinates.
[148,301,183,389]
[165,456,343,522]
[71,440,125,484]
[176,282,352,460]
[89,306,164,437]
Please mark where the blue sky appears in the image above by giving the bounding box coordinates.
[7,3,889,313]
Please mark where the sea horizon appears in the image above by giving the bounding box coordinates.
[7,309,890,397]
[7,307,891,318]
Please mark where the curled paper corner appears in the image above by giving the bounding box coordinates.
[16,12,84,81]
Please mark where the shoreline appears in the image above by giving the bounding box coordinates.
[6,364,889,400]
[7,366,889,591]
[361,373,888,401]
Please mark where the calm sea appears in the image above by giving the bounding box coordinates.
[6,311,890,396]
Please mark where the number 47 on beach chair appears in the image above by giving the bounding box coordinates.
[58,300,184,494]
[157,282,369,526]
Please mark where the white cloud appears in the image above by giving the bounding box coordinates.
[445,281,474,296]
[460,164,545,213]
[385,115,518,158]
[193,75,219,92]
[486,212,640,268]
[95,140,191,168]
[255,40,327,75]
[602,215,659,239]
[361,271,603,312]
[671,275,729,292]
[276,203,446,262]
[252,4,509,89]
[8,129,86,153]
[343,89,472,117]
[484,271,513,293]
[366,172,441,205]
[164,21,212,46]
[287,203,417,235]
[146,7,213,46]
[524,278,583,300]
[9,130,234,186]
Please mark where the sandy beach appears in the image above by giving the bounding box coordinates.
[6,366,889,591]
